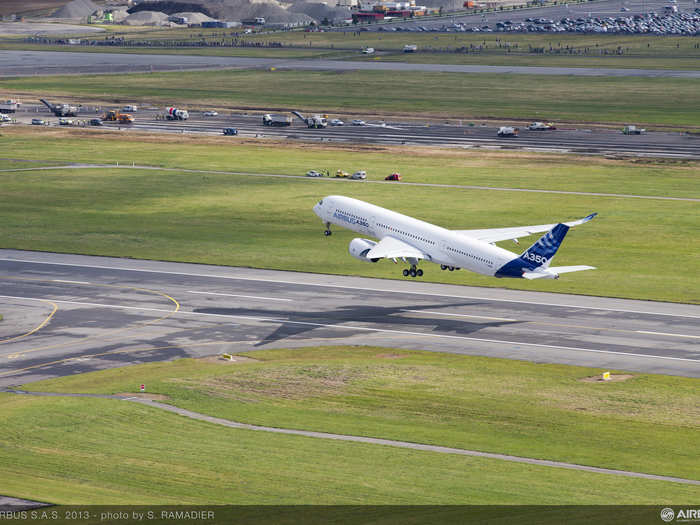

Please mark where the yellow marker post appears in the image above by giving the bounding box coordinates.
[602,371,611,381]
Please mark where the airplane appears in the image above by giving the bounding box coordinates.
[312,195,597,280]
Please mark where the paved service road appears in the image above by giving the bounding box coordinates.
[0,250,697,387]
[1,50,699,78]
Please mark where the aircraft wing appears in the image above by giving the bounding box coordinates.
[453,213,597,244]
[367,236,428,260]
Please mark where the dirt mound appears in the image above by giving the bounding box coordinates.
[290,2,351,23]
[172,11,215,23]
[128,1,213,17]
[123,10,169,25]
[50,0,97,18]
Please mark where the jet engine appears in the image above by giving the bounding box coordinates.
[349,238,379,263]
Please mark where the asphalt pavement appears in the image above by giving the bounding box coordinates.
[1,50,699,78]
[0,249,697,388]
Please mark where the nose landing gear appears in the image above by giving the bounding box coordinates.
[402,265,423,278]
[324,222,332,236]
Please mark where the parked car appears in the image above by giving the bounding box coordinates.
[88,118,103,126]
[58,118,73,126]
[0,114,12,122]
[330,119,344,126]
[385,172,401,181]
[122,105,138,112]
[351,119,366,126]
[351,170,367,180]
[223,127,238,135]
[31,118,46,125]
[204,111,219,117]
[306,170,324,177]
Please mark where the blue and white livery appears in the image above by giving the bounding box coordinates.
[313,195,597,280]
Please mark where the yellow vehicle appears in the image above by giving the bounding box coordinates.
[335,169,349,178]
[102,110,134,124]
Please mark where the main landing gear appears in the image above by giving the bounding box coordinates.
[324,222,332,236]
[440,265,459,271]
[402,265,423,278]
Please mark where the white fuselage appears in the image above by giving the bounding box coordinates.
[313,195,521,277]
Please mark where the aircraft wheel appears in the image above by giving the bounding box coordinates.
[409,269,417,278]
[449,266,454,271]
[440,265,447,270]
[417,269,423,277]
[402,269,409,277]
[324,230,332,236]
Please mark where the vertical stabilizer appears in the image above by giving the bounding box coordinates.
[495,223,569,278]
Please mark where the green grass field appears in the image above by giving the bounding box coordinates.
[1,128,698,303]
[2,68,698,127]
[6,347,698,504]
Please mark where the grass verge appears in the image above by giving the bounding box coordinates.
[1,68,698,126]
[18,347,700,496]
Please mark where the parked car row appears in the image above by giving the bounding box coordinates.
[306,170,402,181]
[372,10,700,35]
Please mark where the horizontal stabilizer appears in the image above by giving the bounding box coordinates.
[522,265,596,280]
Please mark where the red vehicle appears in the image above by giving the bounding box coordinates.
[385,172,402,181]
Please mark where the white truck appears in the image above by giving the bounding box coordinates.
[165,107,189,120]
[292,111,327,129]
[497,126,519,137]
[0,99,21,113]
[262,113,292,127]
[622,125,645,135]
[527,121,556,131]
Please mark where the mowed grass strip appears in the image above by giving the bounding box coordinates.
[1,393,698,505]
[2,128,699,198]
[0,136,697,303]
[24,347,700,484]
[1,68,698,126]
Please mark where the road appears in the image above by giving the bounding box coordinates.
[12,106,700,159]
[0,249,697,389]
[1,50,699,78]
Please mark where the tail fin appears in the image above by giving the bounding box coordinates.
[519,223,569,270]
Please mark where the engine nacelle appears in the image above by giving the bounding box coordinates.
[349,238,379,263]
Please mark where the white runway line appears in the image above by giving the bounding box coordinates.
[637,331,700,339]
[188,290,291,302]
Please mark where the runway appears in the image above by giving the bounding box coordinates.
[0,249,698,388]
[1,50,699,78]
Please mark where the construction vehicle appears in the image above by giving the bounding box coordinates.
[102,110,134,124]
[0,99,21,113]
[497,126,519,137]
[262,113,292,127]
[335,169,349,178]
[165,107,189,121]
[0,114,12,123]
[622,125,645,135]
[40,98,79,117]
[292,111,327,129]
[528,122,556,131]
